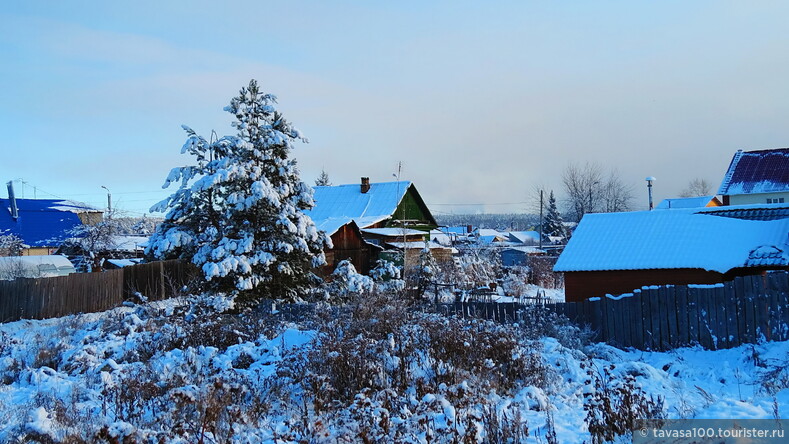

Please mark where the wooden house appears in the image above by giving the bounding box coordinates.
[308,178,437,232]
[305,177,438,272]
[312,219,381,276]
[719,148,789,205]
[554,204,789,302]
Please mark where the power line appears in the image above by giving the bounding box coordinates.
[427,201,529,206]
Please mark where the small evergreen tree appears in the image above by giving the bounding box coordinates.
[315,169,332,186]
[147,80,330,306]
[542,191,567,240]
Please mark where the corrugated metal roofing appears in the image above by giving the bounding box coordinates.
[305,181,411,231]
[0,198,99,247]
[698,203,789,221]
[553,206,789,273]
[718,148,789,195]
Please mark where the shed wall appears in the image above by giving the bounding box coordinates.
[564,268,725,302]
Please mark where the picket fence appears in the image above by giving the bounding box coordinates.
[444,272,789,351]
[0,260,196,323]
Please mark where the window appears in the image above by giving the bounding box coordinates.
[767,198,785,204]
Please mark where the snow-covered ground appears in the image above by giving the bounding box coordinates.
[0,296,787,442]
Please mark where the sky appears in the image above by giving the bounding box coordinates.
[3,1,789,217]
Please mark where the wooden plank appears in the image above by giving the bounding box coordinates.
[614,297,629,348]
[713,285,729,349]
[606,296,617,345]
[589,299,603,343]
[768,287,780,342]
[674,285,689,347]
[649,288,663,351]
[743,294,756,344]
[756,294,770,343]
[697,287,713,349]
[665,287,678,348]
[724,282,739,347]
[639,290,654,351]
[630,293,644,350]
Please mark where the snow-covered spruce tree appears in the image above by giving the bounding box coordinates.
[542,190,567,240]
[147,80,330,306]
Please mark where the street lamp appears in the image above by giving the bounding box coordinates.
[101,186,112,212]
[645,177,656,210]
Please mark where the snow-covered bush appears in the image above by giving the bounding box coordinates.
[147,79,329,306]
[321,259,374,303]
[369,259,405,293]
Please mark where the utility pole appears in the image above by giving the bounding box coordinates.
[538,189,543,250]
[645,177,656,210]
[101,186,112,212]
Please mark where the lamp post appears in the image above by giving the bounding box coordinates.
[101,186,112,212]
[645,177,656,210]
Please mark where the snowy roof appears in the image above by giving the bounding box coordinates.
[718,148,789,195]
[387,241,453,250]
[655,196,719,210]
[106,258,143,268]
[305,181,412,230]
[361,227,426,237]
[501,246,546,254]
[0,198,100,247]
[111,236,149,252]
[554,206,789,273]
[507,231,542,243]
[697,203,789,221]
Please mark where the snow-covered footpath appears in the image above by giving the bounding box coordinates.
[0,297,788,443]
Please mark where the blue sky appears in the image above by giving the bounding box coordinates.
[3,1,789,216]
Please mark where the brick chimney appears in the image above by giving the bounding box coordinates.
[361,177,371,193]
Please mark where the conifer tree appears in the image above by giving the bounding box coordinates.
[147,80,329,305]
[315,169,332,186]
[542,191,567,240]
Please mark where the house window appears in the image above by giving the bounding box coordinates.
[767,198,785,204]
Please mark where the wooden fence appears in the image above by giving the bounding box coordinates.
[0,260,197,323]
[443,272,789,351]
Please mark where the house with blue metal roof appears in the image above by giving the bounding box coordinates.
[0,197,102,256]
[554,203,789,301]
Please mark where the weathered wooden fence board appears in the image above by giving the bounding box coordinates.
[0,260,193,323]
[439,272,789,351]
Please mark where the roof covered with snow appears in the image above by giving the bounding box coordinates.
[305,181,427,236]
[655,195,719,210]
[0,198,100,247]
[360,227,426,237]
[507,231,542,243]
[718,148,789,195]
[554,205,789,273]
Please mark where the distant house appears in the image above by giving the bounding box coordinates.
[554,204,789,302]
[655,195,722,210]
[506,231,542,245]
[0,196,102,256]
[718,148,789,205]
[305,177,438,272]
[500,246,545,267]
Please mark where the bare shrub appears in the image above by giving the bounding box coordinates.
[583,362,664,444]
